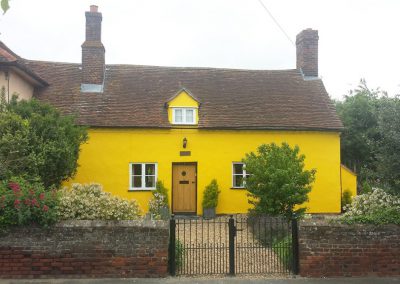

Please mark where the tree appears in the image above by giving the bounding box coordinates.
[0,95,88,188]
[243,143,316,219]
[335,79,380,175]
[336,79,400,195]
[374,95,400,194]
[1,0,9,14]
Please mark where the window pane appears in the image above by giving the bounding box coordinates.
[233,175,244,187]
[186,109,194,123]
[145,164,155,175]
[175,109,183,123]
[133,176,142,188]
[145,176,155,188]
[133,164,142,175]
[233,163,244,175]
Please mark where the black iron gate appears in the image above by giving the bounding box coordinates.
[168,215,299,276]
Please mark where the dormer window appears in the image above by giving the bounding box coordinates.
[167,88,200,126]
[172,107,197,125]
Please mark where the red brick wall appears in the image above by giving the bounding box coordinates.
[82,8,105,85]
[299,220,400,277]
[0,220,169,279]
[296,29,319,77]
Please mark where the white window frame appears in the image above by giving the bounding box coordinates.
[129,162,158,190]
[172,107,197,125]
[232,162,249,189]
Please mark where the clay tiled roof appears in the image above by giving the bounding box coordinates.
[25,60,343,130]
[0,42,48,86]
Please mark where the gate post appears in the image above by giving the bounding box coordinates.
[228,215,235,276]
[291,217,300,275]
[168,215,176,276]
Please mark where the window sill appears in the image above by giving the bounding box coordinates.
[230,187,247,190]
[128,188,156,192]
[172,123,198,126]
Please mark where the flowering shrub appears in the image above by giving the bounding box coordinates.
[0,178,59,228]
[148,181,169,220]
[58,183,141,220]
[339,188,400,225]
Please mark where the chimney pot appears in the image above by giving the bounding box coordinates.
[90,5,98,13]
[296,29,319,77]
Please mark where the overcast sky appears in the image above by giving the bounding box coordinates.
[0,0,399,100]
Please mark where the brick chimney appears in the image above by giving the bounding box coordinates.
[81,5,105,89]
[296,29,318,77]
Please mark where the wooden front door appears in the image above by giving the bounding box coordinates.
[172,163,197,214]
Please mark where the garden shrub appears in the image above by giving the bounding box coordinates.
[58,183,141,220]
[339,188,400,225]
[202,179,220,208]
[0,177,59,228]
[0,96,88,188]
[243,143,316,219]
[148,181,169,220]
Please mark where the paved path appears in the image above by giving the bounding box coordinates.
[1,277,399,284]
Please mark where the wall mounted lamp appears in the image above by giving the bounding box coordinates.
[183,137,188,148]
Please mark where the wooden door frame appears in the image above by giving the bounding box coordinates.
[171,162,198,215]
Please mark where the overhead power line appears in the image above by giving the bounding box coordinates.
[257,0,295,46]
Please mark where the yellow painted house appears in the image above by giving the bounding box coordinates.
[0,6,356,215]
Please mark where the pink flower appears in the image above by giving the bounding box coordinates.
[14,199,21,209]
[42,205,49,212]
[24,199,31,206]
[31,198,39,207]
[8,182,20,192]
[39,193,45,200]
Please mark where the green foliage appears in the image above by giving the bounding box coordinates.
[1,0,9,14]
[148,181,170,220]
[175,239,185,269]
[0,87,6,111]
[0,177,59,229]
[0,96,88,188]
[341,189,353,212]
[272,236,293,269]
[340,207,400,225]
[339,188,400,225]
[58,183,141,220]
[361,181,372,194]
[0,111,34,180]
[202,179,220,208]
[336,79,400,195]
[243,143,316,219]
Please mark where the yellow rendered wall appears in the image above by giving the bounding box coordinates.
[66,129,342,215]
[341,165,357,198]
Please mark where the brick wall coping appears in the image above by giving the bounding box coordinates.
[54,219,169,229]
[300,218,400,228]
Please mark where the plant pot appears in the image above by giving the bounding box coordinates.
[203,207,216,219]
[159,206,170,220]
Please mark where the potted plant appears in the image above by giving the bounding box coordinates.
[202,179,220,219]
[148,181,170,220]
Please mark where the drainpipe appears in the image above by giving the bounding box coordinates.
[5,70,10,103]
